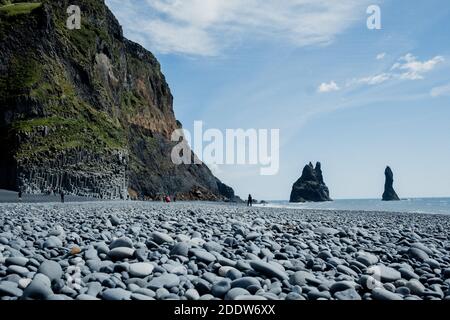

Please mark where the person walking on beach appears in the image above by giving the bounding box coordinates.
[18,190,22,201]
[247,194,253,207]
[60,190,65,203]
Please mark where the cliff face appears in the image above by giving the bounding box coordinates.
[290,162,331,203]
[0,0,234,200]
[382,166,400,201]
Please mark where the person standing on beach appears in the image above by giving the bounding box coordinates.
[60,190,65,203]
[18,190,22,201]
[247,194,253,207]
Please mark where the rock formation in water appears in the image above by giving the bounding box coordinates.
[382,166,400,201]
[290,162,332,203]
[0,0,235,200]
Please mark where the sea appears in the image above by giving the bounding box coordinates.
[256,198,450,215]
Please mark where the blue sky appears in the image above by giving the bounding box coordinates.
[106,0,450,200]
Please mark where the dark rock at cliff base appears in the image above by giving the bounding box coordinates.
[0,1,234,201]
[290,162,331,203]
[382,166,400,201]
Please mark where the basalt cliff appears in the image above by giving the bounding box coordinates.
[0,0,235,200]
[382,166,400,201]
[290,162,332,203]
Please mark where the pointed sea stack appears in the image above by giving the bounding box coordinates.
[290,162,332,203]
[382,166,400,201]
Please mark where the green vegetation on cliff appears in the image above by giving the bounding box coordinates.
[0,2,42,17]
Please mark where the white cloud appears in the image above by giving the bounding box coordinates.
[357,73,391,85]
[318,81,340,93]
[391,53,445,80]
[106,0,373,56]
[376,52,386,60]
[431,83,450,97]
[342,54,445,90]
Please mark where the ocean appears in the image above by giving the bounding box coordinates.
[257,198,450,215]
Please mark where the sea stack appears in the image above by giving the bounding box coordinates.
[290,162,332,203]
[382,166,400,201]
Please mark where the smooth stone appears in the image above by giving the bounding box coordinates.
[330,281,356,293]
[371,288,403,300]
[170,243,189,257]
[337,265,358,278]
[5,257,29,267]
[356,252,379,267]
[131,293,154,300]
[367,265,401,283]
[408,247,429,262]
[307,289,331,300]
[148,274,180,290]
[134,288,156,297]
[185,288,200,300]
[399,268,420,280]
[0,282,23,297]
[152,232,174,245]
[7,265,29,277]
[231,277,261,289]
[225,288,250,300]
[22,274,53,300]
[290,271,317,286]
[129,263,154,278]
[110,237,133,249]
[249,261,288,280]
[109,215,121,226]
[38,260,63,282]
[334,288,361,300]
[87,282,102,297]
[84,248,98,260]
[102,288,132,300]
[211,280,231,298]
[76,294,100,301]
[18,278,32,290]
[203,241,223,253]
[190,249,216,264]
[406,279,426,296]
[43,236,63,249]
[108,247,135,261]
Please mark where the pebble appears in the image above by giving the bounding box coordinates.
[108,247,135,261]
[22,274,53,300]
[1,201,450,301]
[371,287,403,300]
[129,263,154,278]
[170,243,189,257]
[102,288,132,300]
[148,274,180,290]
[249,261,288,280]
[225,288,250,300]
[190,249,216,264]
[110,237,133,249]
[152,232,174,245]
[43,236,63,249]
[38,260,63,282]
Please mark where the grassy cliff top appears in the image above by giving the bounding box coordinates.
[0,2,42,16]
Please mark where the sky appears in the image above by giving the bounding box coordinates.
[105,0,450,200]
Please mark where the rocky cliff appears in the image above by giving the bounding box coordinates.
[382,166,400,201]
[290,162,332,203]
[0,0,235,200]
